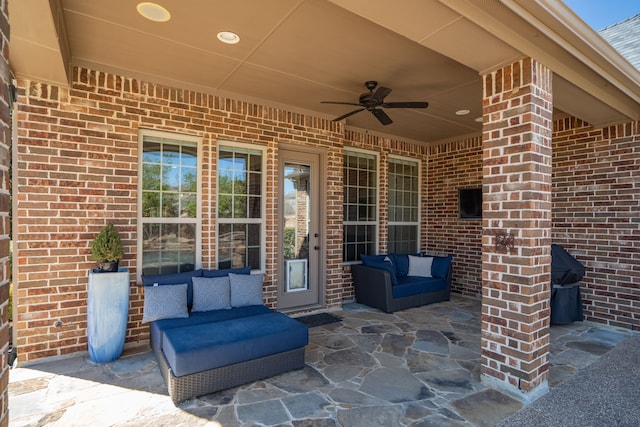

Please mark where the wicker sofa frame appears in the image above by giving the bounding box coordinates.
[153,341,305,404]
[351,263,452,313]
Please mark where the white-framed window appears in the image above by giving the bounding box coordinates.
[138,130,201,276]
[217,143,265,270]
[343,150,378,263]
[388,157,420,254]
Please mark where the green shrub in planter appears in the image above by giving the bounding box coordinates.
[91,224,124,272]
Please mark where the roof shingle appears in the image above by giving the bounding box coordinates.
[599,14,640,69]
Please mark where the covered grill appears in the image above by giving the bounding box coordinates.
[550,244,586,324]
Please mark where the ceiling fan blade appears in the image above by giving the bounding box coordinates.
[382,101,429,109]
[371,86,392,103]
[371,108,393,125]
[321,101,362,106]
[333,108,365,121]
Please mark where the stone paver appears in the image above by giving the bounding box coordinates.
[8,295,637,426]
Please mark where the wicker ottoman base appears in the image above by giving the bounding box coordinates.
[154,345,306,404]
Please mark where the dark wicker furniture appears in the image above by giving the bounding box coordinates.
[351,262,452,313]
[153,341,305,404]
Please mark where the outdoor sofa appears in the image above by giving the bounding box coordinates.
[141,267,309,404]
[351,253,452,313]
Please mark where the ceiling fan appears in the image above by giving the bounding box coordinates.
[321,80,429,125]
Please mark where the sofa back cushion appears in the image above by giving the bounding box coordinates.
[202,266,251,278]
[426,255,453,279]
[361,254,398,285]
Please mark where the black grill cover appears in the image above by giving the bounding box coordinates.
[551,244,586,285]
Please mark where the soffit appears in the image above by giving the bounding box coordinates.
[9,0,640,144]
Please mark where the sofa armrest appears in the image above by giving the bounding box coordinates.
[351,264,394,313]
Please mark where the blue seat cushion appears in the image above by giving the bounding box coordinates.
[162,312,309,377]
[392,276,448,299]
[150,305,273,352]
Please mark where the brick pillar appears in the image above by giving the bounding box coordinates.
[0,0,9,425]
[481,58,553,402]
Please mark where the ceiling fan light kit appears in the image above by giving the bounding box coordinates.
[321,81,429,125]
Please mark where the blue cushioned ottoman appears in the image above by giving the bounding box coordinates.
[150,305,273,353]
[162,312,309,377]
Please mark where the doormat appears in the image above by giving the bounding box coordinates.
[295,312,341,328]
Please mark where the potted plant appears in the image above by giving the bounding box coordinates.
[87,224,129,363]
[91,224,124,272]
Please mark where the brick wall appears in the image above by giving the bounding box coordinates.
[480,58,553,398]
[426,137,483,295]
[0,0,9,423]
[552,118,640,330]
[14,67,348,363]
[14,67,435,363]
[13,65,640,364]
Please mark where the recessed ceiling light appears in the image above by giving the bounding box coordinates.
[137,2,171,22]
[474,117,483,123]
[217,31,240,44]
[455,109,470,116]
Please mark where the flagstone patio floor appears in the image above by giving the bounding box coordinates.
[9,295,636,426]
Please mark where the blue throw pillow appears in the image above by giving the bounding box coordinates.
[142,284,189,323]
[141,269,203,308]
[427,255,452,279]
[229,273,264,307]
[191,276,231,311]
[202,266,251,278]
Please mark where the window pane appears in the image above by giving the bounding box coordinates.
[248,172,261,195]
[343,224,376,262]
[161,193,179,217]
[141,135,199,275]
[388,158,419,253]
[142,192,160,217]
[218,195,232,218]
[218,146,263,270]
[248,196,261,219]
[343,151,377,262]
[141,222,196,275]
[181,167,197,193]
[142,164,161,191]
[388,225,418,254]
[180,194,197,218]
[217,222,261,269]
[233,196,247,218]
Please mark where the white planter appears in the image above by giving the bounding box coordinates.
[87,268,130,363]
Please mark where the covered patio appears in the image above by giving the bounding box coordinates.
[6,1,640,421]
[9,296,638,426]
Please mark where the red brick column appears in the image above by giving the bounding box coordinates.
[0,1,9,425]
[481,58,553,402]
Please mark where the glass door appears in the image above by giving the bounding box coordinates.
[278,150,320,309]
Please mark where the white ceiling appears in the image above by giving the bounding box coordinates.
[9,0,640,144]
